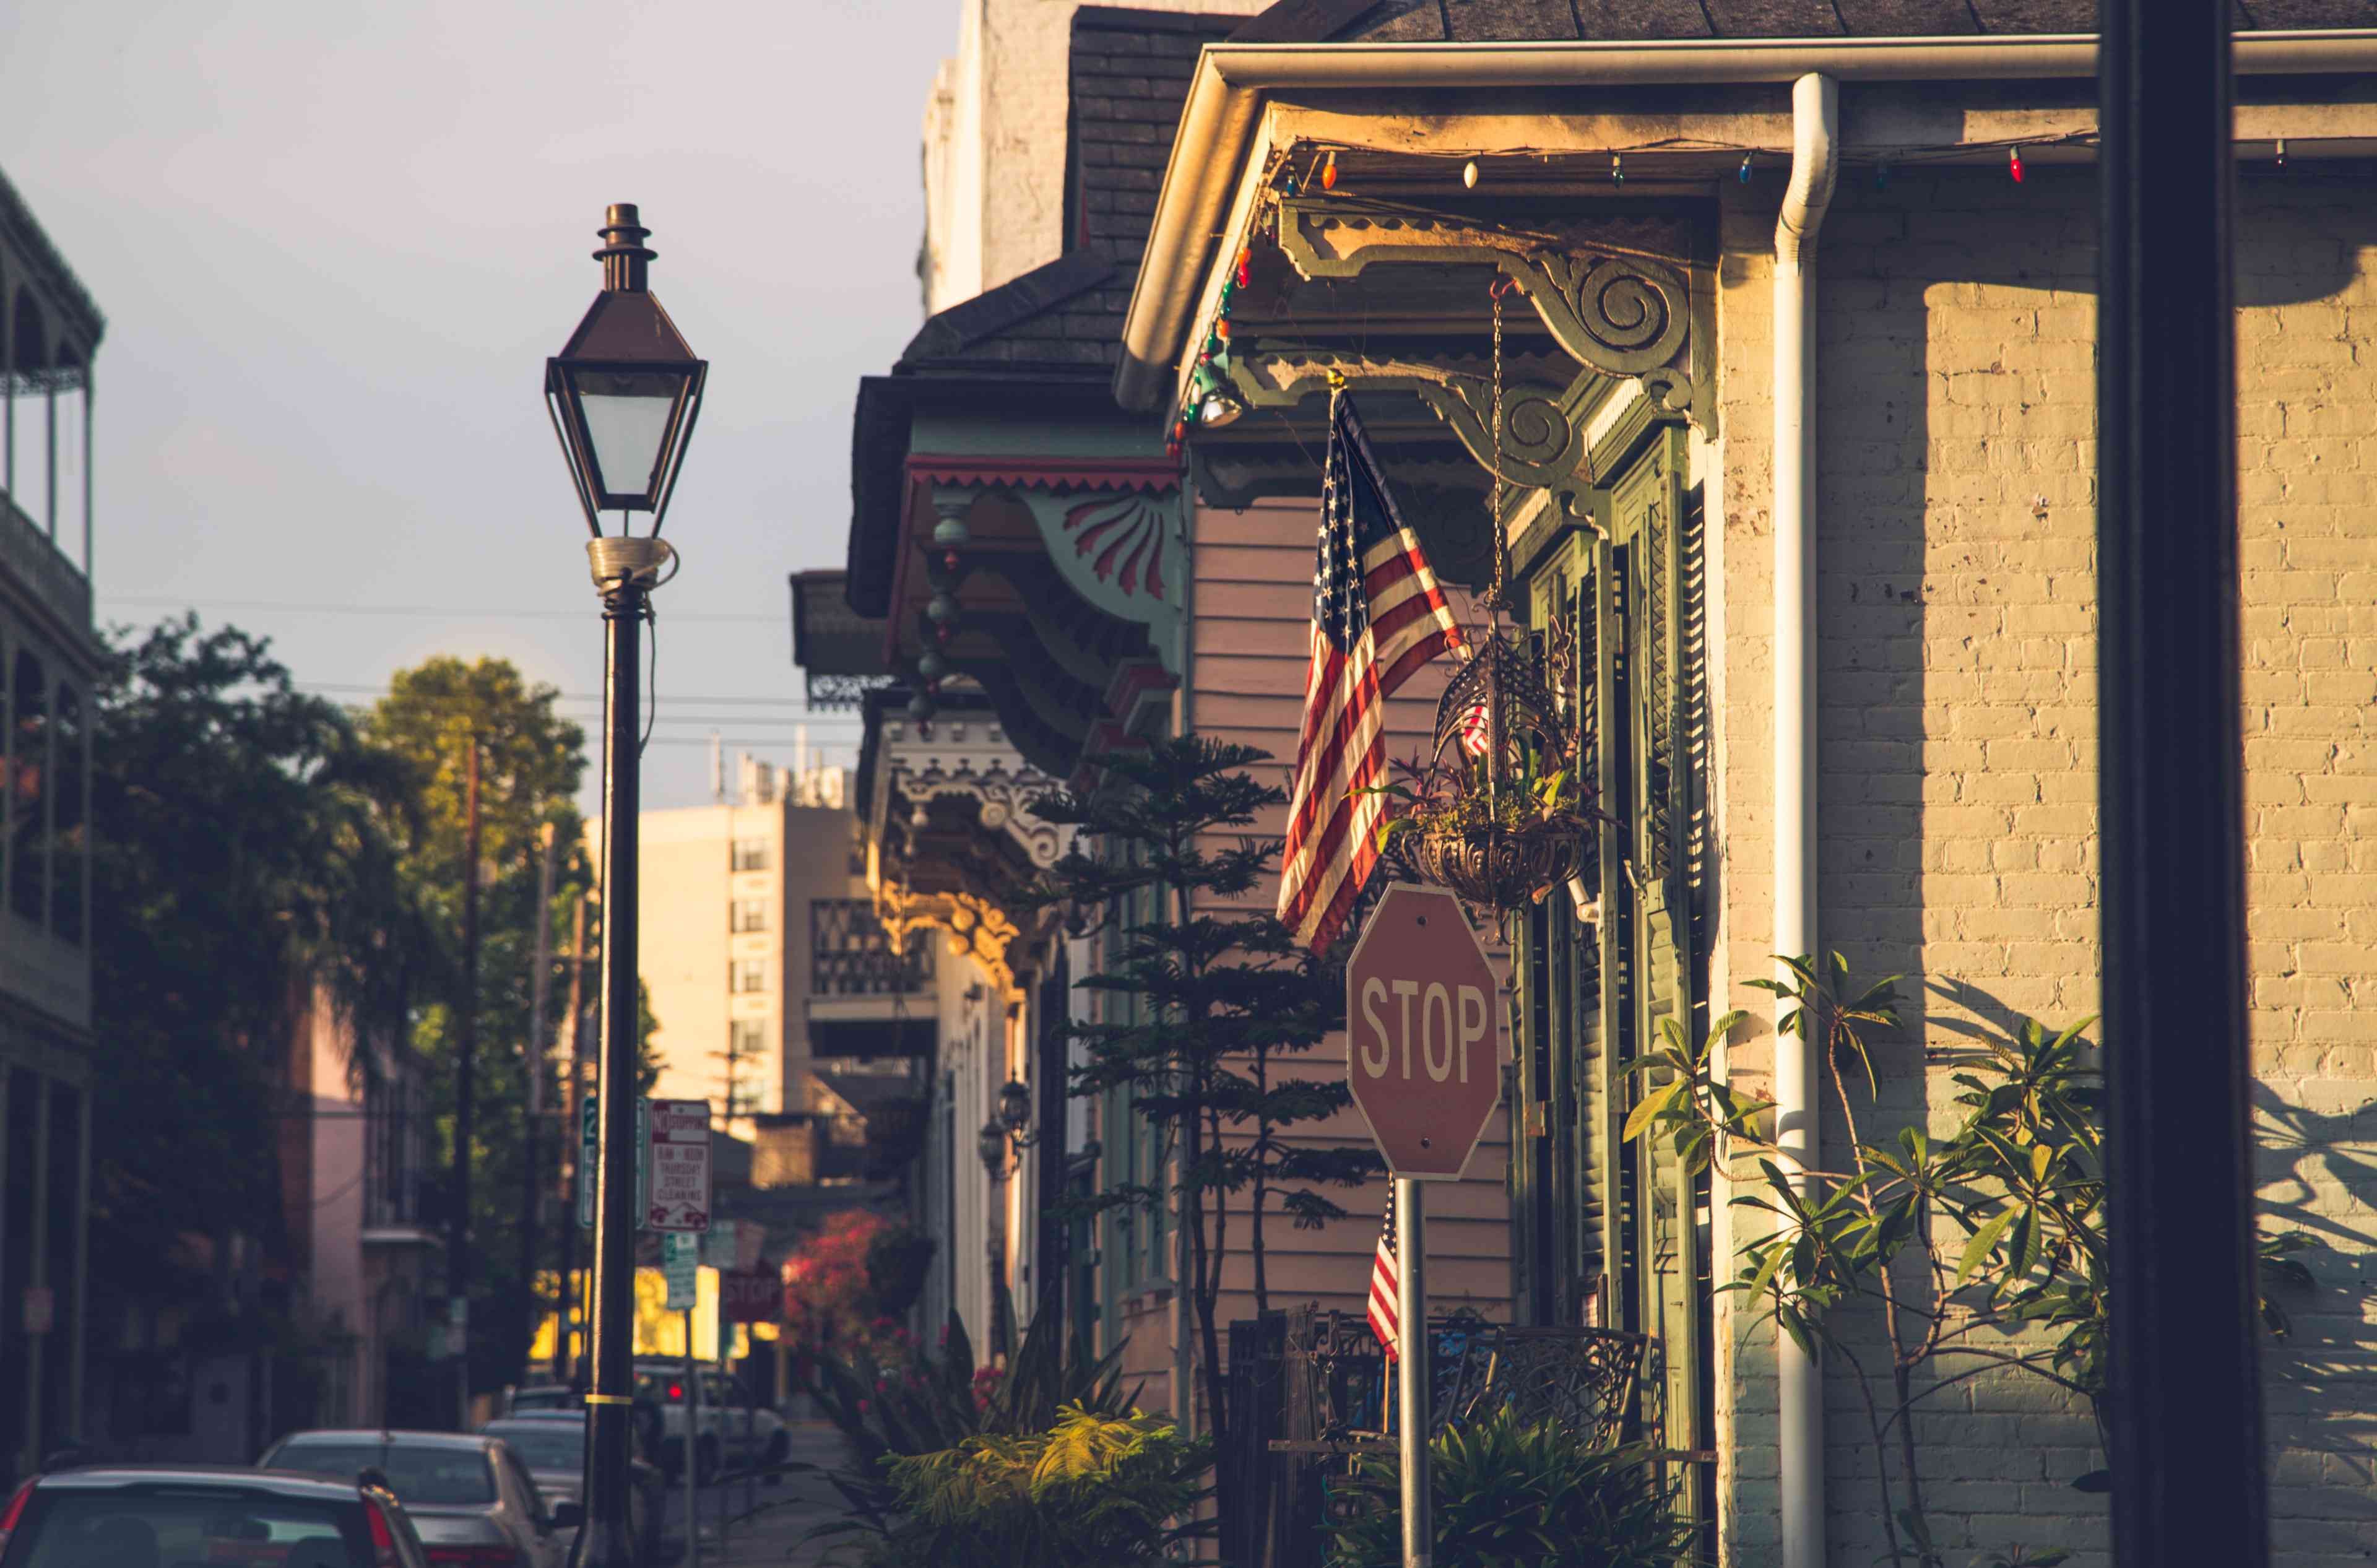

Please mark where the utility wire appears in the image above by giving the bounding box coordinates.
[100,594,782,625]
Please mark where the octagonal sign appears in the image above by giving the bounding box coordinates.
[1345,883,1502,1180]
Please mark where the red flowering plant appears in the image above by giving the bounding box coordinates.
[780,1210,918,1372]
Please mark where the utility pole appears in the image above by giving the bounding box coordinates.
[451,734,482,1429]
[556,897,588,1385]
[520,823,559,1388]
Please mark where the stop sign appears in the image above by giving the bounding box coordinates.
[1344,883,1503,1180]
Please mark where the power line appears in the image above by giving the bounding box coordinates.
[292,680,867,716]
[100,594,785,625]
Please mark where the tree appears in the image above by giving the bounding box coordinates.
[361,655,659,1392]
[87,617,428,1315]
[1029,735,1376,1450]
[1626,956,2314,1567]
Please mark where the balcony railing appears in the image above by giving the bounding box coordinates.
[811,898,934,996]
[0,492,89,630]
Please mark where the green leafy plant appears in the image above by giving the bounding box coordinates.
[799,1286,1137,1538]
[849,1404,1212,1567]
[1624,955,2317,1567]
[1326,1410,1695,1568]
[1367,741,1592,857]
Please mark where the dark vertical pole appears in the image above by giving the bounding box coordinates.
[521,828,557,1393]
[452,735,482,1426]
[1035,949,1070,1341]
[557,898,587,1385]
[578,576,646,1568]
[2097,5,2267,1564]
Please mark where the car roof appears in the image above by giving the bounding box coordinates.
[36,1466,372,1501]
[271,1431,499,1453]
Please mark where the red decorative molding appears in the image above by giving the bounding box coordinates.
[903,454,1180,494]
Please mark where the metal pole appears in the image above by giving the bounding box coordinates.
[684,1313,701,1568]
[575,565,647,1568]
[2097,5,2266,1566]
[522,827,558,1382]
[1395,1177,1429,1568]
[454,736,481,1429]
[557,899,588,1385]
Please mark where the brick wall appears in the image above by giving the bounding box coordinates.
[1710,167,2377,1566]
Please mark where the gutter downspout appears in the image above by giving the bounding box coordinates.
[1773,71,1837,1568]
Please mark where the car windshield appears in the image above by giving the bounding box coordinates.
[508,1390,571,1412]
[267,1442,496,1507]
[7,1489,368,1568]
[485,1426,582,1471]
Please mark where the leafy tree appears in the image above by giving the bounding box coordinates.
[87,617,428,1315]
[1029,735,1377,1451]
[1626,955,2314,1567]
[362,654,657,1393]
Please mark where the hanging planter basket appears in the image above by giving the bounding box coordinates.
[1381,631,1591,912]
[1400,812,1587,910]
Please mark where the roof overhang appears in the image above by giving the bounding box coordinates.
[1117,27,2377,410]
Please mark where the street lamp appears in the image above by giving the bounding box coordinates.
[547,202,705,1568]
[977,1119,1012,1180]
[996,1078,1035,1145]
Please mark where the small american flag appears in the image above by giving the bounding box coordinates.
[1278,394,1464,952]
[1368,1187,1400,1359]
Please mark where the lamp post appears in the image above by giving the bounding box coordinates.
[546,202,706,1568]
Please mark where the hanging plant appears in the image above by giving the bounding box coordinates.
[1369,631,1593,912]
[1366,280,1593,914]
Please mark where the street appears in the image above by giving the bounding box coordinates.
[650,1423,849,1568]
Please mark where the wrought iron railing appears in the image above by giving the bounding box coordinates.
[810,898,933,995]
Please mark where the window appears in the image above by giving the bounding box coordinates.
[10,646,45,926]
[729,1018,767,1059]
[731,958,768,994]
[51,683,82,946]
[730,896,769,933]
[732,837,769,872]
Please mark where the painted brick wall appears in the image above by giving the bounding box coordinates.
[1710,167,2377,1567]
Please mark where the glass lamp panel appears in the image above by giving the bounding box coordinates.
[574,368,685,503]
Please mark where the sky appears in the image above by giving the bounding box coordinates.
[2,0,944,812]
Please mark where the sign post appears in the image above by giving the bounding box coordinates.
[581,1097,650,1230]
[1344,883,1504,1568]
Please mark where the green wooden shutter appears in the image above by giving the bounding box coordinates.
[1607,423,1704,1475]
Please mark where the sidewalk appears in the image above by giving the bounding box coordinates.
[662,1422,855,1568]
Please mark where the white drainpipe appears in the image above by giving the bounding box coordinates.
[1773,71,1837,1568]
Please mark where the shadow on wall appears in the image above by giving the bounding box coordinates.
[1798,165,2374,1559]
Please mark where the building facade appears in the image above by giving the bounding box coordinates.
[0,164,100,1481]
[1120,2,2377,1561]
[600,756,920,1140]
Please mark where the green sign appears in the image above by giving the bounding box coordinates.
[579,1096,650,1229]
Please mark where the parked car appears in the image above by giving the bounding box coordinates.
[0,1464,433,1568]
[630,1362,787,1482]
[254,1431,574,1568]
[497,1386,574,1418]
[477,1418,660,1562]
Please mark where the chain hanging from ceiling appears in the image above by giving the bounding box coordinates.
[1386,282,1594,916]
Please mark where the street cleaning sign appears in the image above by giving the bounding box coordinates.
[647,1099,714,1232]
[578,1096,651,1229]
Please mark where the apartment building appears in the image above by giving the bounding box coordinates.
[0,163,101,1481]
[608,754,932,1143]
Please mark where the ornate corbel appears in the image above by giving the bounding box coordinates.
[1273,199,1699,420]
[1229,347,1614,525]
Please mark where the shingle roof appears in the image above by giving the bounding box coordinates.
[1231,0,2347,41]
[891,5,1232,377]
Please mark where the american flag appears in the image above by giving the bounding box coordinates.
[1277,394,1464,952]
[1368,1186,1400,1358]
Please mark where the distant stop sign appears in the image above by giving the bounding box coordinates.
[1344,883,1502,1180]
